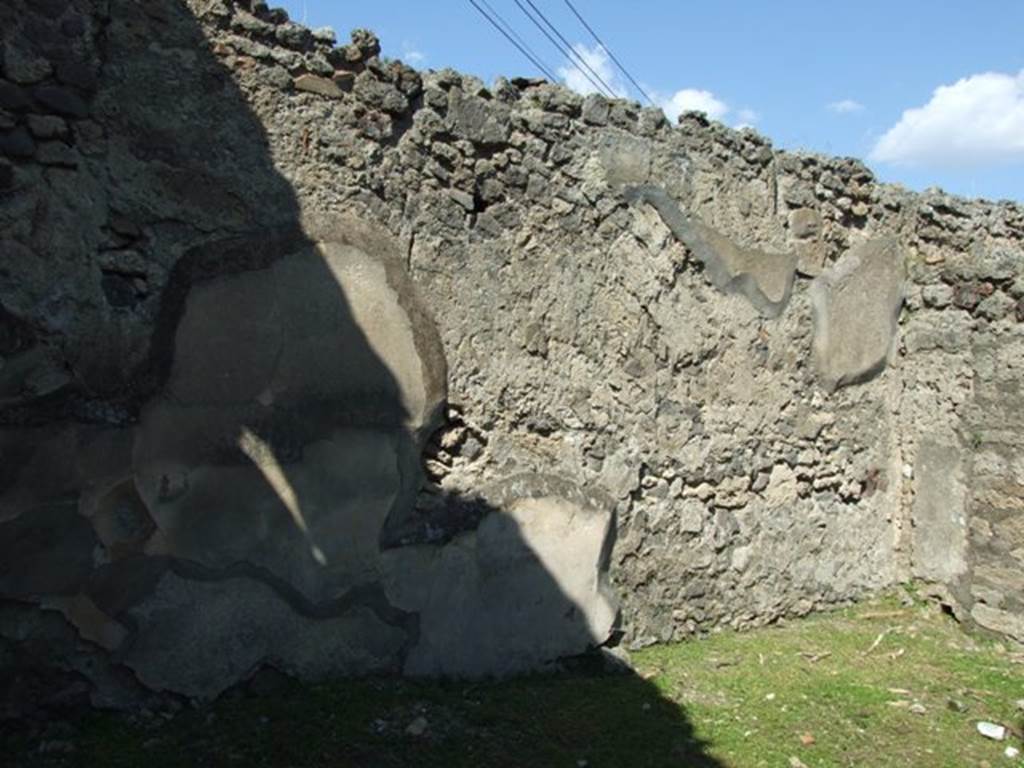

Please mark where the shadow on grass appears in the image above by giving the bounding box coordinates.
[2,669,722,768]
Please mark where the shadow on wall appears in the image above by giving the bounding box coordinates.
[0,0,722,764]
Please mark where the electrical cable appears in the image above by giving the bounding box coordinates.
[521,0,620,98]
[467,0,559,82]
[512,0,613,98]
[562,0,656,105]
[478,0,559,82]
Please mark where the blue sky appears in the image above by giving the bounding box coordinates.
[278,1,1024,202]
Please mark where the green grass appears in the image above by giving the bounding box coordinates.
[5,589,1023,767]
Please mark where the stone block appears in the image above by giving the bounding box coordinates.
[599,131,651,187]
[810,237,905,389]
[384,475,618,677]
[971,603,1024,643]
[293,73,342,98]
[788,207,820,240]
[911,439,968,584]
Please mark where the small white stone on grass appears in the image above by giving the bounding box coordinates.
[977,721,1006,741]
[405,716,428,737]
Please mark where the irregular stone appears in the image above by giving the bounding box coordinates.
[226,34,273,60]
[921,283,953,308]
[275,22,312,50]
[809,238,905,389]
[262,65,291,91]
[581,94,610,126]
[447,88,509,145]
[762,464,799,507]
[0,126,35,157]
[293,73,342,98]
[305,54,334,78]
[25,0,70,18]
[971,603,1024,643]
[639,106,668,134]
[98,268,139,306]
[35,140,77,166]
[32,85,89,117]
[974,564,1024,596]
[448,188,474,211]
[952,281,988,311]
[262,6,290,25]
[975,291,1015,320]
[602,449,638,499]
[0,80,31,112]
[268,47,302,69]
[788,208,820,239]
[598,132,650,186]
[25,114,68,139]
[529,84,581,115]
[348,28,381,60]
[730,544,752,572]
[2,44,53,84]
[352,72,408,114]
[52,55,98,91]
[72,118,104,155]
[311,26,336,45]
[231,10,274,35]
[332,69,356,90]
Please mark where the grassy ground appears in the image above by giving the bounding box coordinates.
[4,589,1023,767]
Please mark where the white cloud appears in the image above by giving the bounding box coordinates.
[828,99,864,114]
[870,69,1024,167]
[734,107,759,129]
[557,43,627,98]
[558,43,750,129]
[401,44,425,65]
[661,88,729,122]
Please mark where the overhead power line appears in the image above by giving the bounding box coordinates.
[477,0,559,82]
[562,0,656,106]
[512,0,614,99]
[520,0,620,98]
[467,0,559,82]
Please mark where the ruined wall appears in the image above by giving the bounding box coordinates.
[1,0,1022,713]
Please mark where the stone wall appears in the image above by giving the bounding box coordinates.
[1,0,1022,713]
